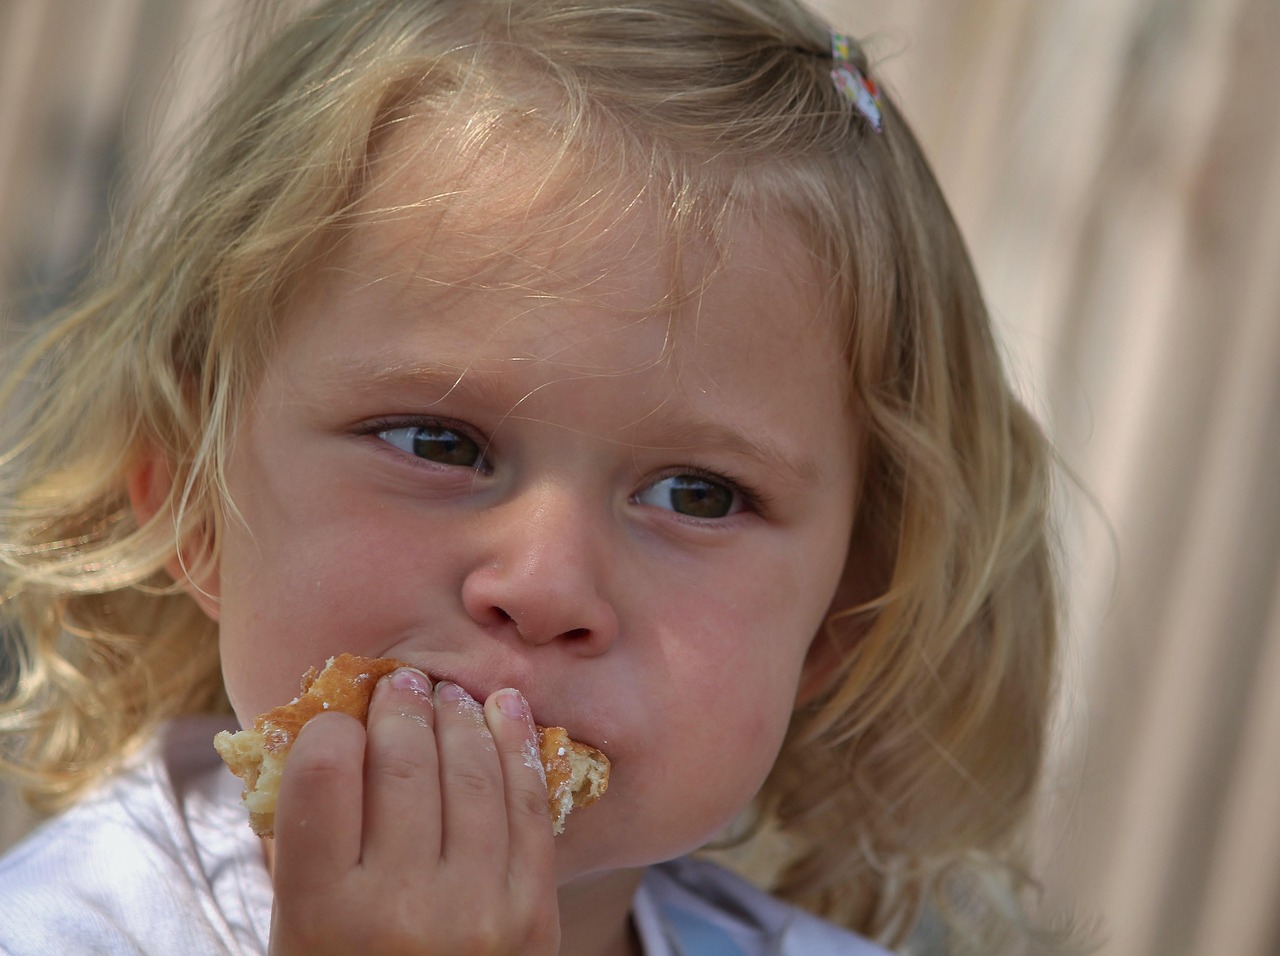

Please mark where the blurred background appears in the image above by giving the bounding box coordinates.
[2,1,1278,954]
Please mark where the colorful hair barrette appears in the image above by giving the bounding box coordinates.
[829,32,883,133]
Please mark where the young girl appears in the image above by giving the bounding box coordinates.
[0,1,1060,954]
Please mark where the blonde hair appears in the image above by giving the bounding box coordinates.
[0,0,1059,951]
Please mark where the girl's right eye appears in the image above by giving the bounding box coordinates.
[375,424,488,471]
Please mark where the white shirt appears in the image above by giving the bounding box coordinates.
[0,719,888,955]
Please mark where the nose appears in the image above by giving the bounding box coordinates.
[461,485,618,653]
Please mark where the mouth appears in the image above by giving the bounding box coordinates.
[394,655,600,748]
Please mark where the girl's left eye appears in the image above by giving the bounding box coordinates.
[375,424,488,471]
[634,473,743,519]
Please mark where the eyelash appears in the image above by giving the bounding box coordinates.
[356,415,493,470]
[645,463,771,518]
[354,415,772,515]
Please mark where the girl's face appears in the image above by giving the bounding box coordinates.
[196,153,860,881]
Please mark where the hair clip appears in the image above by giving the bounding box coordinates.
[829,32,883,133]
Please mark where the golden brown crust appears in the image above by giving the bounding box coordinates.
[261,654,402,750]
[214,654,609,837]
[538,725,609,834]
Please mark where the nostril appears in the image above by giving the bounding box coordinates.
[563,628,590,640]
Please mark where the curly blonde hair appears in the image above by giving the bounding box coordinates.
[0,0,1059,951]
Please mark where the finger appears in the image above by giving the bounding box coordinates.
[485,689,556,878]
[272,712,365,893]
[433,681,508,866]
[362,667,443,868]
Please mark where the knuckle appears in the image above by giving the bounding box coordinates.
[448,764,497,799]
[288,746,353,788]
[530,910,561,951]
[374,748,429,783]
[515,901,560,954]
[458,914,507,953]
[290,753,344,784]
[512,781,549,821]
[272,904,356,952]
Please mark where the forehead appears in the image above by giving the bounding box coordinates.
[346,124,630,302]
[272,116,851,431]
[336,113,840,333]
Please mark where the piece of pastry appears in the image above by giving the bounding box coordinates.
[214,653,609,837]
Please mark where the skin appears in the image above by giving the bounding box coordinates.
[142,145,861,955]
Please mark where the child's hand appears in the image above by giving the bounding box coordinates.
[266,669,560,956]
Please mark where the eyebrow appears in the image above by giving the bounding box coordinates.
[315,356,826,489]
[315,354,503,405]
[619,406,824,489]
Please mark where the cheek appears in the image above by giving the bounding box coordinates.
[699,551,829,675]
[212,492,458,723]
[663,545,837,753]
[616,637,797,858]
[646,560,820,760]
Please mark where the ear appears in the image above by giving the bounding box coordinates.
[797,532,882,707]
[797,625,846,707]
[127,450,222,621]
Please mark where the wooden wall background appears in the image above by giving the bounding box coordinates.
[3,2,1279,954]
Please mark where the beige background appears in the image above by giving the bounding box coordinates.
[3,2,1280,954]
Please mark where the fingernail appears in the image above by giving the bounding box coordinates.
[436,681,486,729]
[494,688,528,721]
[435,680,469,703]
[387,667,432,702]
